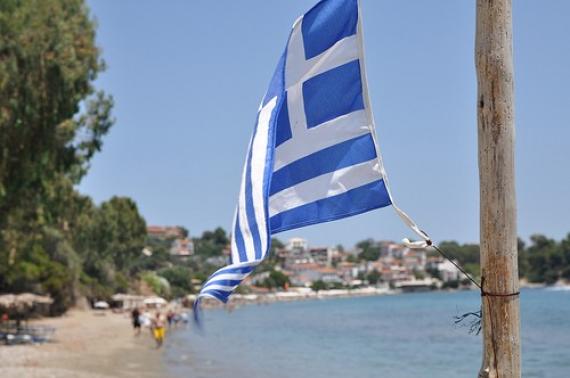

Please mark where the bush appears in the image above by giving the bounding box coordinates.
[442,280,459,289]
[141,272,170,297]
[311,280,327,292]
[260,270,290,289]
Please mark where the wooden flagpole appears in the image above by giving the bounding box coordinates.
[475,0,521,377]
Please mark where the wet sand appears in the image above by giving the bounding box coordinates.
[0,310,167,378]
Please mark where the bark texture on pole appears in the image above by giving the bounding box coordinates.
[476,1,520,377]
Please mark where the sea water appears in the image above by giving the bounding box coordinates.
[163,288,570,378]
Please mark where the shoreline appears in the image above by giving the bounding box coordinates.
[0,310,167,378]
[200,286,468,310]
[200,282,556,310]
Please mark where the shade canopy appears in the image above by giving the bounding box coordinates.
[0,293,53,315]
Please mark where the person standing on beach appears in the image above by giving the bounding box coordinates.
[166,310,175,329]
[131,307,141,336]
[152,311,166,348]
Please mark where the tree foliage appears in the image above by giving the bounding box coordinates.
[524,234,570,284]
[193,227,229,257]
[0,1,259,312]
[260,270,290,290]
[76,197,147,298]
[0,0,113,221]
[0,0,118,312]
[356,239,381,261]
[366,269,382,284]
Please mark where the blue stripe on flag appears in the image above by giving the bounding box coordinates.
[269,133,377,196]
[275,92,292,147]
[303,59,364,128]
[270,179,392,233]
[204,279,242,289]
[263,50,287,107]
[302,0,358,59]
[233,214,248,263]
[210,265,255,279]
[201,289,232,303]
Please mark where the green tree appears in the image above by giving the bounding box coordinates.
[561,234,570,262]
[366,270,382,284]
[311,280,327,292]
[356,239,381,261]
[258,237,285,272]
[97,197,147,273]
[413,270,425,280]
[141,272,170,298]
[436,241,480,266]
[260,270,290,289]
[177,226,189,238]
[0,226,81,314]
[158,266,195,297]
[517,238,529,278]
[270,237,284,253]
[346,254,357,263]
[0,0,113,310]
[193,227,229,257]
[78,197,146,296]
[0,0,113,224]
[526,234,560,284]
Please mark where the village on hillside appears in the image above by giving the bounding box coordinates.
[144,225,470,306]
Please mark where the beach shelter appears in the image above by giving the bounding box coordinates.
[143,296,167,309]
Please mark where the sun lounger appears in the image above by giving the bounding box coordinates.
[1,325,56,345]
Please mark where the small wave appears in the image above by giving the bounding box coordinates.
[545,285,570,292]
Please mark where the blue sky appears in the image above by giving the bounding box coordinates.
[80,0,569,248]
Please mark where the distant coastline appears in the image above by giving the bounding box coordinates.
[198,280,568,310]
[199,285,455,310]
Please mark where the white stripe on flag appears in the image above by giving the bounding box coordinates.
[268,158,381,217]
[250,98,277,258]
[230,209,240,263]
[203,284,239,292]
[274,109,370,171]
[208,273,250,281]
[237,139,255,261]
[284,80,308,140]
[285,20,358,88]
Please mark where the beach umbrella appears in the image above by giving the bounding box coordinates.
[94,301,110,309]
[0,293,53,310]
[111,293,129,301]
[0,293,53,321]
[143,297,167,307]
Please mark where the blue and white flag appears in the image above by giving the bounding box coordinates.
[196,0,428,308]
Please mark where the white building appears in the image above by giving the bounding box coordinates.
[436,259,462,282]
[286,237,308,252]
[170,238,194,257]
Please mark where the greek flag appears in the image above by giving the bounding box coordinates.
[196,0,427,309]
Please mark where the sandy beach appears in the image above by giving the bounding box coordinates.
[0,310,166,378]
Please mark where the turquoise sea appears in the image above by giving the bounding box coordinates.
[163,288,570,377]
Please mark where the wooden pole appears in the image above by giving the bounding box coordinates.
[476,1,520,377]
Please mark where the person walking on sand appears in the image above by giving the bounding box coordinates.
[152,311,166,348]
[131,307,141,336]
[166,309,175,329]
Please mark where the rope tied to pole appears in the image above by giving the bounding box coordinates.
[429,243,482,290]
[404,234,519,336]
[479,277,520,298]
[422,238,520,298]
